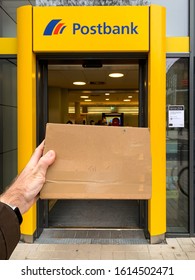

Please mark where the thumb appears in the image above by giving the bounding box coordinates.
[37,150,56,175]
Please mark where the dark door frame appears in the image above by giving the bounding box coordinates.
[36,52,148,238]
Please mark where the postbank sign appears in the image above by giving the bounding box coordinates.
[33,6,149,52]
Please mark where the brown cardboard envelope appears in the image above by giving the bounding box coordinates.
[40,123,152,199]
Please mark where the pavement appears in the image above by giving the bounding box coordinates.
[10,237,195,260]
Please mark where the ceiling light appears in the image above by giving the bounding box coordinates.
[80,96,89,98]
[109,73,124,78]
[73,81,86,85]
[105,98,110,101]
[123,99,131,102]
[105,92,110,96]
[84,99,92,102]
[128,95,133,98]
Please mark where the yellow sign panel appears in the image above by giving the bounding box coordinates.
[33,6,149,52]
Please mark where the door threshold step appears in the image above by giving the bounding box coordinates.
[35,229,149,244]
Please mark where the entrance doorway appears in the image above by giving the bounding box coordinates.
[36,54,148,234]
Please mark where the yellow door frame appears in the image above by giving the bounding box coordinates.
[17,5,166,243]
[17,6,37,242]
[148,5,166,243]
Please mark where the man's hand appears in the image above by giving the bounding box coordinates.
[0,141,55,214]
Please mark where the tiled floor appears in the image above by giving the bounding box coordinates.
[10,237,195,260]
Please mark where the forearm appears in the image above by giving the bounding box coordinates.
[0,184,25,214]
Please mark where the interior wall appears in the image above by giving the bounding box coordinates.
[48,87,138,126]
[48,87,63,123]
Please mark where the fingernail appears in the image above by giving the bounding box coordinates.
[45,150,55,158]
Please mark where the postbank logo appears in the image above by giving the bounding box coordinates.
[43,19,139,36]
[43,19,66,35]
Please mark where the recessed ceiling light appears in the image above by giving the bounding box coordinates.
[80,96,89,98]
[105,98,110,101]
[84,99,92,102]
[109,73,124,78]
[128,95,133,98]
[73,81,86,85]
[123,99,131,102]
[105,92,110,95]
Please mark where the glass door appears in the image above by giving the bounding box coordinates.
[166,57,189,234]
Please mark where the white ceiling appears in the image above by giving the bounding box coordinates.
[48,63,139,106]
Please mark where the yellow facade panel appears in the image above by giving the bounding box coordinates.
[0,38,17,54]
[166,37,189,53]
[15,4,167,241]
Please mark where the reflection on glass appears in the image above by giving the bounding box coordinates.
[166,58,189,233]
